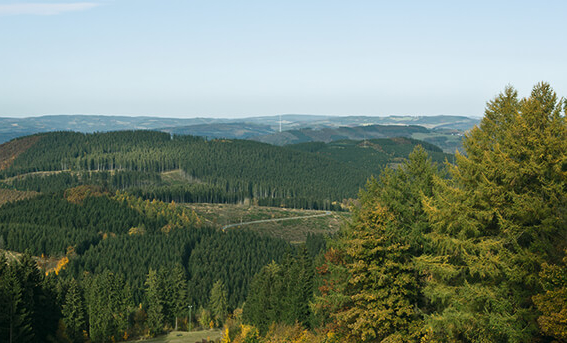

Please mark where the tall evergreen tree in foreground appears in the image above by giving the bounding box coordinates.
[417,83,567,342]
[313,146,440,342]
[0,252,59,343]
[243,262,284,334]
[323,194,422,342]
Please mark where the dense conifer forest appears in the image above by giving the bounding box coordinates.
[0,132,368,210]
[0,83,565,342]
[0,130,448,210]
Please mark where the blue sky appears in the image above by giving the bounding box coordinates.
[1,1,566,118]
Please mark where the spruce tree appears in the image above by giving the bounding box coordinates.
[145,268,164,337]
[282,247,314,328]
[0,262,33,343]
[374,145,440,253]
[417,83,567,342]
[170,264,187,331]
[208,280,228,327]
[313,147,439,341]
[157,268,174,328]
[243,262,283,333]
[86,270,131,342]
[532,249,567,341]
[15,252,42,343]
[62,278,86,343]
[333,202,421,342]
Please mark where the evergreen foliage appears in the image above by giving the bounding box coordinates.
[325,199,420,342]
[0,189,289,340]
[243,248,315,334]
[61,278,86,343]
[0,255,33,343]
[416,82,567,342]
[532,250,567,341]
[311,146,440,342]
[288,137,450,178]
[145,268,165,337]
[0,131,369,209]
[0,252,59,343]
[209,280,228,327]
[84,270,132,343]
[171,263,188,330]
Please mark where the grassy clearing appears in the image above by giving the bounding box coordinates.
[132,330,222,343]
[184,203,350,242]
[161,169,203,186]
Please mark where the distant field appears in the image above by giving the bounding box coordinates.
[184,203,350,242]
[132,330,221,343]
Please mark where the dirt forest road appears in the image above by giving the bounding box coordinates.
[221,211,332,231]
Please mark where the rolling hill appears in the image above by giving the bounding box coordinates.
[0,130,452,209]
[0,114,479,148]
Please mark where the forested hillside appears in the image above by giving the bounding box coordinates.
[0,131,369,210]
[287,137,452,176]
[0,185,310,342]
[253,123,466,153]
[0,130,450,210]
[253,124,429,145]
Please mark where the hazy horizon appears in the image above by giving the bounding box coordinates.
[0,112,484,120]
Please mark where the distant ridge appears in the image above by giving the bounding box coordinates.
[0,114,479,151]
